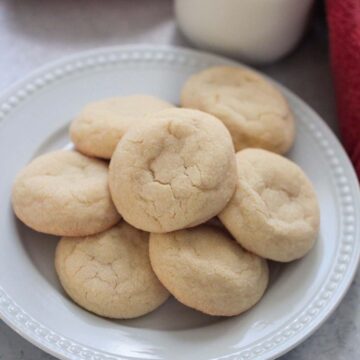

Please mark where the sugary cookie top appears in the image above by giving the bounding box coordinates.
[12,150,120,236]
[181,66,294,153]
[70,95,173,158]
[55,222,169,319]
[219,148,320,262]
[109,108,237,232]
[235,148,318,227]
[149,225,269,316]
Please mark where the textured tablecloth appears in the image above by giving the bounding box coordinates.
[327,0,360,178]
[0,1,359,359]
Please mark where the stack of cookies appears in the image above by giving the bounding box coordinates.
[12,66,320,319]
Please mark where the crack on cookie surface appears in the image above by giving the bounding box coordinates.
[109,109,237,232]
[56,223,169,318]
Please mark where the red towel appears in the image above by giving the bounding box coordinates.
[327,0,360,177]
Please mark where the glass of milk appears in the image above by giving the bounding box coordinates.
[175,0,315,64]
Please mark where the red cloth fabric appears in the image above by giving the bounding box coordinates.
[326,0,360,177]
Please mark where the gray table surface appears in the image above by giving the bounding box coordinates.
[0,1,359,359]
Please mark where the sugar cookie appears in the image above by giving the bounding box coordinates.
[70,95,173,159]
[181,66,295,153]
[109,108,237,233]
[12,150,120,236]
[149,225,269,316]
[55,222,169,319]
[219,149,320,262]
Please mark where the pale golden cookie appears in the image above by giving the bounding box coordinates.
[70,95,173,159]
[149,225,269,316]
[55,222,169,319]
[109,108,237,233]
[12,150,120,236]
[219,149,320,262]
[181,66,295,153]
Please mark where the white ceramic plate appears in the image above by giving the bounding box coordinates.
[0,45,359,360]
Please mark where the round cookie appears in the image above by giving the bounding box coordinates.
[55,222,169,319]
[109,108,237,233]
[12,150,120,236]
[149,225,269,316]
[70,95,173,159]
[219,149,320,262]
[181,66,295,153]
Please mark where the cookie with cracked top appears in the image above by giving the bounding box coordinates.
[181,66,295,153]
[12,150,120,236]
[55,221,169,319]
[109,108,237,233]
[149,225,269,316]
[219,149,320,262]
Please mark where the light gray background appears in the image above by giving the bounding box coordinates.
[0,1,358,359]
